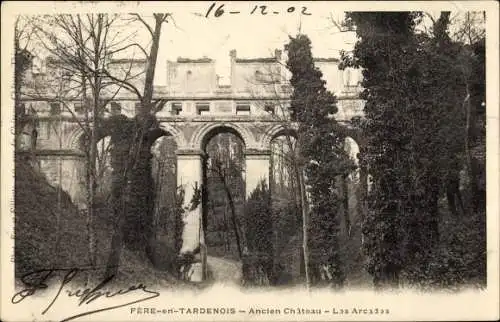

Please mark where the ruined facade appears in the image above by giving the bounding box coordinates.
[18,49,364,281]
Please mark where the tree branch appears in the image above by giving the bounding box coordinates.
[130,13,154,37]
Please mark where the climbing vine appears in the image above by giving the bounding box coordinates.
[103,114,159,251]
[286,34,354,287]
[242,180,274,286]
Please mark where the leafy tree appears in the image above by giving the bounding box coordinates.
[427,11,485,217]
[412,12,485,288]
[286,34,352,287]
[242,180,274,286]
[344,11,485,289]
[396,13,453,279]
[244,181,273,255]
[343,12,422,288]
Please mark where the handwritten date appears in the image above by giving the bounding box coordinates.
[205,2,312,18]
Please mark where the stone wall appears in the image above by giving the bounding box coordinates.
[37,155,87,208]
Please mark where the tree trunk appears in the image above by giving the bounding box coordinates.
[141,14,163,115]
[359,163,368,247]
[105,164,130,278]
[283,131,310,289]
[445,171,465,217]
[105,205,125,278]
[280,130,309,287]
[374,265,400,290]
[298,165,310,290]
[105,14,166,276]
[220,174,243,258]
[14,38,24,138]
[223,204,231,252]
[341,175,351,237]
[89,79,98,267]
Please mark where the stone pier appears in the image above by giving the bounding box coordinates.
[176,149,205,281]
[244,149,271,197]
[22,51,364,284]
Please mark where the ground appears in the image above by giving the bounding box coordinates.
[206,255,242,285]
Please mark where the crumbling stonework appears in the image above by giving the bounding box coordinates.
[20,50,364,281]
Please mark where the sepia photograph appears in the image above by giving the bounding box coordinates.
[1,1,498,321]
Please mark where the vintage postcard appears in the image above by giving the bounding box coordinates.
[1,1,499,321]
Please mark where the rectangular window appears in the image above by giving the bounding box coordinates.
[74,102,84,114]
[50,102,61,115]
[264,104,275,115]
[110,102,121,114]
[215,102,232,113]
[236,103,251,116]
[196,103,210,115]
[172,103,182,115]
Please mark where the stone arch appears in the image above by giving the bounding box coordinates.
[66,124,114,153]
[344,136,361,183]
[153,122,187,147]
[344,136,360,163]
[67,122,186,151]
[190,122,256,151]
[67,126,87,152]
[202,129,246,260]
[260,123,298,150]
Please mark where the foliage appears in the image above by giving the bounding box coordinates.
[466,37,486,214]
[172,187,186,256]
[103,114,159,251]
[146,184,186,274]
[242,180,274,286]
[344,12,423,288]
[401,204,486,290]
[270,197,303,285]
[244,180,273,254]
[14,157,89,277]
[403,13,469,278]
[14,154,186,287]
[344,11,486,289]
[271,195,302,250]
[286,34,353,287]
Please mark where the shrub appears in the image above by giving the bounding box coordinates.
[15,156,89,277]
[242,180,274,286]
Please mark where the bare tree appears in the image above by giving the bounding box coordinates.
[14,16,37,151]
[451,11,485,45]
[104,13,172,278]
[24,13,173,276]
[26,13,147,268]
[208,151,244,259]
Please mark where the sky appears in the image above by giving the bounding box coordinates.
[121,2,358,85]
[15,1,480,86]
[126,3,481,86]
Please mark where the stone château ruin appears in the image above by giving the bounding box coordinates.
[17,49,364,281]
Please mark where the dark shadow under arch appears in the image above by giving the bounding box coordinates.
[201,126,247,153]
[269,128,298,144]
[201,128,246,261]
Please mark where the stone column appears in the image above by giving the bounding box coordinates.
[176,149,205,282]
[245,149,271,198]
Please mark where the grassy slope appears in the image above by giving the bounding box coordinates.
[15,158,89,276]
[15,158,187,289]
